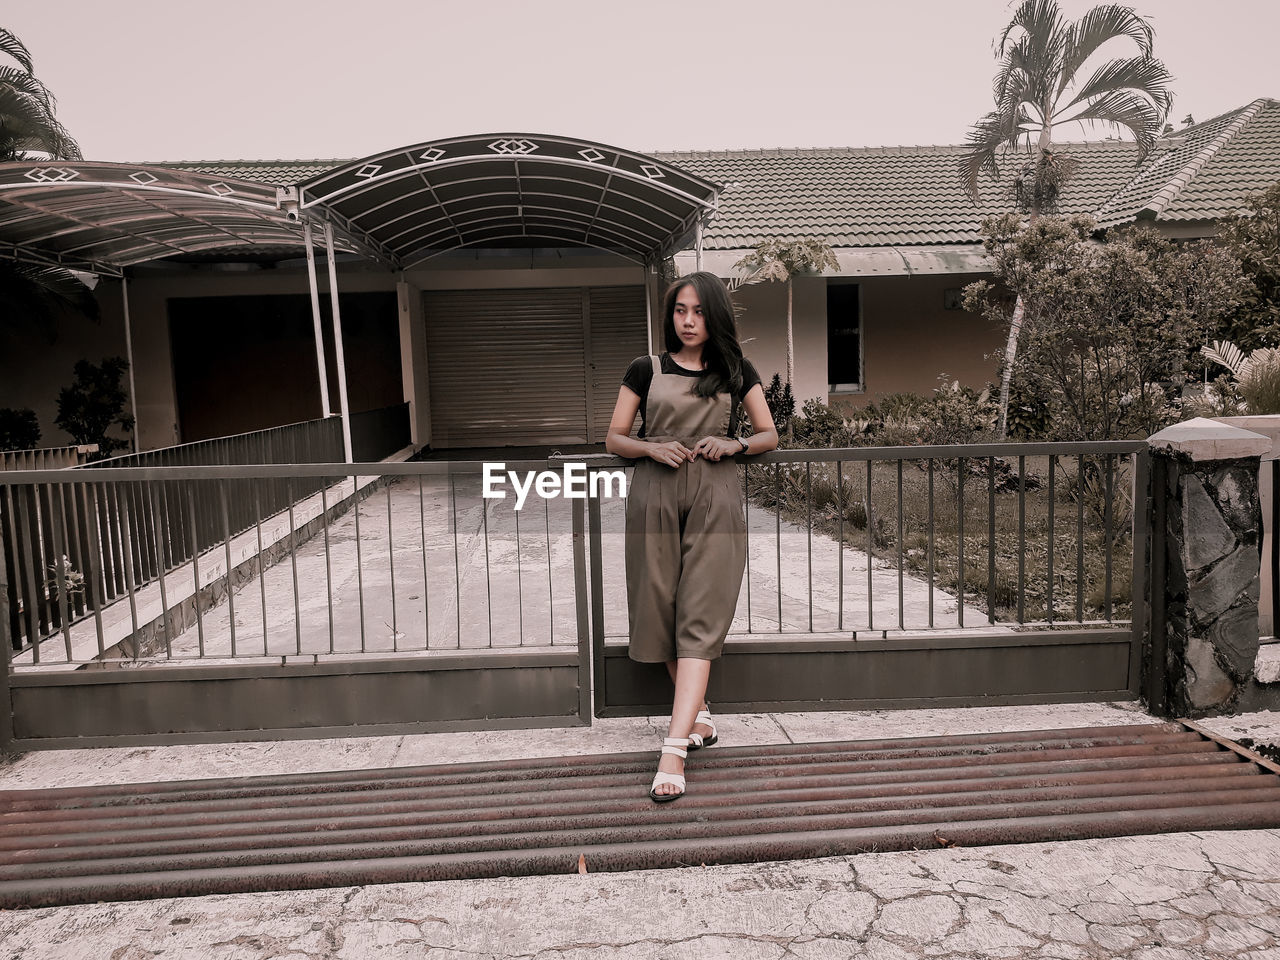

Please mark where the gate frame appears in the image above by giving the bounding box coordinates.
[580,442,1150,717]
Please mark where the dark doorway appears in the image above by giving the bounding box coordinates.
[169,292,400,442]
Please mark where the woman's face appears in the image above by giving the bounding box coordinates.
[672,284,708,349]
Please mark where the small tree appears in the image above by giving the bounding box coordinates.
[55,358,134,458]
[960,0,1173,437]
[964,214,1250,441]
[733,238,839,387]
[0,407,40,451]
[1213,181,1280,351]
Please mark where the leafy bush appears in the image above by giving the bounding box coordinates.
[55,358,134,458]
[965,214,1251,440]
[762,373,795,430]
[1213,182,1280,351]
[0,408,40,451]
[1200,339,1280,414]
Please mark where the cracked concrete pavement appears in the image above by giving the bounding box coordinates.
[2,702,1279,959]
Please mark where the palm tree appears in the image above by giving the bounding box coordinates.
[0,27,81,160]
[733,238,839,388]
[960,0,1172,436]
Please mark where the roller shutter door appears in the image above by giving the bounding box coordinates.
[587,286,648,442]
[424,286,646,447]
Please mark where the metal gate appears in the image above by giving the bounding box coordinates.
[1,459,590,750]
[576,442,1150,716]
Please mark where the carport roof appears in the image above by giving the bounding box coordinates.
[296,134,720,269]
[0,162,353,276]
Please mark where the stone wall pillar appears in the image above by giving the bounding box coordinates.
[1147,418,1274,716]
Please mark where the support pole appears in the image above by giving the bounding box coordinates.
[323,222,354,463]
[303,220,332,417]
[644,260,654,356]
[121,276,139,452]
[694,221,703,273]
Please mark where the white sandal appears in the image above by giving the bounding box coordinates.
[649,737,689,803]
[687,709,718,750]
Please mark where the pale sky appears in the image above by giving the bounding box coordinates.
[7,0,1278,163]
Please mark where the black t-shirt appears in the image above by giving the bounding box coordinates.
[621,353,763,438]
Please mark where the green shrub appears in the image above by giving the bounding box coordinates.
[0,408,40,452]
[55,358,134,458]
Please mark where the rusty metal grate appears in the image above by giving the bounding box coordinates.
[3,722,1278,909]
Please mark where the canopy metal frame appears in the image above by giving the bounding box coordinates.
[1,136,723,464]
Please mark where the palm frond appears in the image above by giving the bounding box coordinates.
[1057,4,1155,96]
[1062,88,1166,156]
[0,28,34,73]
[0,84,82,159]
[1202,340,1248,378]
[1058,55,1173,120]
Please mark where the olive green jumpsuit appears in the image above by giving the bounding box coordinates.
[625,356,747,662]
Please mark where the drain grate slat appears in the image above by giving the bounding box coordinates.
[2,722,1277,909]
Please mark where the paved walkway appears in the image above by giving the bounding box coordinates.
[154,470,993,660]
[2,702,1278,959]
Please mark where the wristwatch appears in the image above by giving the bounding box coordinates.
[738,437,749,455]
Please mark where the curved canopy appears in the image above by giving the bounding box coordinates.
[0,162,363,275]
[298,133,721,269]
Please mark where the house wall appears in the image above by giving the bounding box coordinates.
[726,272,1000,412]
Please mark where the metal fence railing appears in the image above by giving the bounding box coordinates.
[1,440,1149,670]
[1,445,98,472]
[2,418,343,651]
[574,441,1149,645]
[0,460,581,664]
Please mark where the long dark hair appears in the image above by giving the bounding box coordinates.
[661,271,744,398]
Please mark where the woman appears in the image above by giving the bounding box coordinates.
[605,271,779,802]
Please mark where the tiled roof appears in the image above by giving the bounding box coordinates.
[161,159,346,185]
[657,142,1141,249]
[1095,99,1280,227]
[160,99,1280,251]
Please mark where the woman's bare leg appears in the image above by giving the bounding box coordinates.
[664,661,714,742]
[655,657,711,796]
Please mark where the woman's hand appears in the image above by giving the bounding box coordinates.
[647,440,694,468]
[691,436,741,461]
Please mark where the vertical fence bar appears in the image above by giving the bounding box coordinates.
[543,489,554,646]
[253,481,269,656]
[775,463,782,632]
[1047,456,1055,625]
[573,492,597,718]
[897,458,904,630]
[836,460,843,632]
[805,460,812,632]
[1128,450,1150,697]
[218,480,237,658]
[287,478,302,656]
[80,483,107,657]
[353,472,366,653]
[48,485,73,661]
[745,464,754,633]
[1104,454,1115,622]
[186,487,205,658]
[0,514,12,747]
[1017,455,1026,624]
[3,487,34,652]
[587,484,606,670]
[987,457,996,625]
[927,459,935,629]
[419,474,430,650]
[450,471,461,647]
[321,484,334,654]
[514,496,524,647]
[1273,459,1279,638]
[1076,454,1086,622]
[146,483,172,659]
[866,459,874,632]
[957,458,965,629]
[481,484,493,648]
[386,481,398,651]
[1147,455,1168,713]
[117,483,141,660]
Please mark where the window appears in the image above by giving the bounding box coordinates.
[827,282,862,392]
